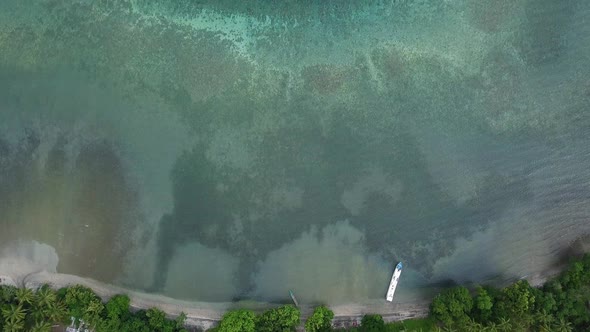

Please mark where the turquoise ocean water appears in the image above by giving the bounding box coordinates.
[1,0,590,304]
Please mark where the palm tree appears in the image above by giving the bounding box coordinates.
[46,300,67,323]
[15,288,34,306]
[552,318,573,332]
[30,285,60,324]
[29,320,52,332]
[30,304,46,325]
[2,304,27,324]
[496,318,512,332]
[539,325,552,332]
[464,319,483,332]
[83,299,104,328]
[534,309,554,331]
[0,286,17,303]
[484,322,498,332]
[511,321,527,332]
[35,286,56,309]
[519,314,535,330]
[3,318,25,332]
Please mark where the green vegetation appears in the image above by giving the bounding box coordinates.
[217,309,256,332]
[256,304,300,332]
[207,305,300,332]
[359,314,385,332]
[431,285,473,327]
[333,316,437,332]
[305,305,335,332]
[0,284,186,332]
[428,254,590,331]
[381,317,437,332]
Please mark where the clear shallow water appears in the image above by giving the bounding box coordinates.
[1,0,590,304]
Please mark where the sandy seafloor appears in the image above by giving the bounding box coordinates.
[1,0,590,315]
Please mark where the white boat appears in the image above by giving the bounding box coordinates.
[386,262,403,302]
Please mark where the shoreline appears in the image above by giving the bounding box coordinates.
[0,258,568,331]
[22,270,432,330]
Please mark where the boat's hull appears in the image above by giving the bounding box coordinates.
[386,262,403,302]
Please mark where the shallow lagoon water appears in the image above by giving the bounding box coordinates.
[1,0,590,304]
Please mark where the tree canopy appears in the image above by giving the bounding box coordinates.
[359,314,385,332]
[430,286,473,327]
[256,305,300,332]
[426,254,590,331]
[0,284,186,332]
[217,309,256,332]
[106,294,131,320]
[305,305,334,332]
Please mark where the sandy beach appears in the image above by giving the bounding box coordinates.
[0,248,432,330]
[21,270,432,330]
[0,249,567,331]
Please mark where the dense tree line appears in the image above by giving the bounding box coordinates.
[428,254,590,331]
[0,284,186,332]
